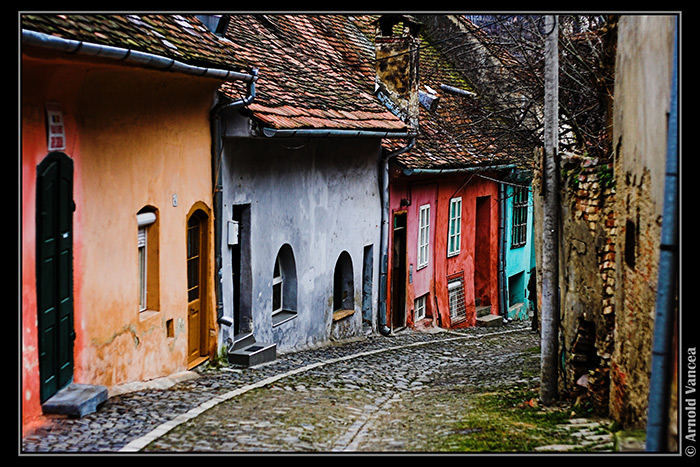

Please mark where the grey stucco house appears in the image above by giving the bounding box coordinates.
[208,15,416,358]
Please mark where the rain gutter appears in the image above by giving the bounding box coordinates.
[646,17,679,452]
[401,164,518,176]
[21,29,257,83]
[378,137,416,336]
[262,127,411,139]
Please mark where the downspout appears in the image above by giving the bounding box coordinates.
[498,182,508,323]
[211,68,258,333]
[378,137,416,336]
[646,17,678,452]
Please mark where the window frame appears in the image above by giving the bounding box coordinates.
[447,197,462,257]
[414,294,427,321]
[272,256,284,316]
[511,187,528,249]
[138,227,147,312]
[137,210,157,313]
[417,203,430,269]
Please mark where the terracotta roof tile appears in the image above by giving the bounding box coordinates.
[219,14,406,133]
[21,14,249,73]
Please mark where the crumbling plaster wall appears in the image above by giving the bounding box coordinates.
[220,135,383,353]
[609,15,674,429]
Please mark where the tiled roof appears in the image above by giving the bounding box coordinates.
[20,14,249,73]
[219,14,407,132]
[351,15,518,170]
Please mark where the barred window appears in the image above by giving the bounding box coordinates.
[511,187,528,248]
[447,277,466,324]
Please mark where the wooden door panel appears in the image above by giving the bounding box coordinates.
[37,153,74,402]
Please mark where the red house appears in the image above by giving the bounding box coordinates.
[357,15,523,331]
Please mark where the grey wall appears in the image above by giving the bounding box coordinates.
[218,134,383,353]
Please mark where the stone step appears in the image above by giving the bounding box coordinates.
[41,383,108,418]
[476,305,492,317]
[228,341,277,367]
[232,332,256,351]
[476,314,503,327]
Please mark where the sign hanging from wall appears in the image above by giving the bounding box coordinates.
[45,103,66,151]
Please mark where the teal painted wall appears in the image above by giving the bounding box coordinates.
[504,184,535,321]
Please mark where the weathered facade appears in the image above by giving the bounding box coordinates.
[610,15,677,434]
[21,14,252,434]
[211,15,410,354]
[531,14,678,447]
[503,183,536,322]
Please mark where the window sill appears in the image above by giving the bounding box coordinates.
[446,251,460,258]
[510,244,526,250]
[139,309,159,322]
[332,309,355,322]
[416,264,428,271]
[272,309,297,327]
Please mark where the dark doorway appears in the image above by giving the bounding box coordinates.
[36,152,75,403]
[391,212,407,330]
[361,245,374,326]
[232,204,252,337]
[474,196,492,307]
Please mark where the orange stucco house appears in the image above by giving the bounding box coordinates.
[20,14,256,433]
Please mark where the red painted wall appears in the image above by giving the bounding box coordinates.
[21,53,220,435]
[387,169,500,330]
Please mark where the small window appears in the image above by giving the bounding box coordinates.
[511,187,528,248]
[448,277,466,324]
[272,257,283,314]
[447,197,462,257]
[417,204,430,269]
[414,294,427,321]
[137,208,159,312]
[272,244,298,327]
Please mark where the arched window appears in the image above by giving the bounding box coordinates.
[333,251,354,311]
[272,244,297,327]
[137,206,159,313]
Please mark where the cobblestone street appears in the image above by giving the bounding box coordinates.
[22,323,617,454]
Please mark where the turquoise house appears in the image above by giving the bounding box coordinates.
[502,181,535,321]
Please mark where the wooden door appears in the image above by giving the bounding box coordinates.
[36,152,75,402]
[186,211,208,366]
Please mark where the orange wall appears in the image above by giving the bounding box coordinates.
[22,54,219,432]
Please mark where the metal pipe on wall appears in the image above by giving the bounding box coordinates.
[646,17,679,452]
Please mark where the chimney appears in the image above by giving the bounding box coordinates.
[373,14,422,132]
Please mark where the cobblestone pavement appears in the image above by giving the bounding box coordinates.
[21,322,612,453]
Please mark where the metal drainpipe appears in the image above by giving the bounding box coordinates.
[645,17,678,452]
[211,69,258,334]
[498,182,508,323]
[378,137,416,336]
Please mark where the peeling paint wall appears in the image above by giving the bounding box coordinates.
[22,55,219,431]
[388,172,500,330]
[610,15,675,430]
[219,134,382,352]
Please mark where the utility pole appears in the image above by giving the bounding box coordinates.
[540,14,560,405]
